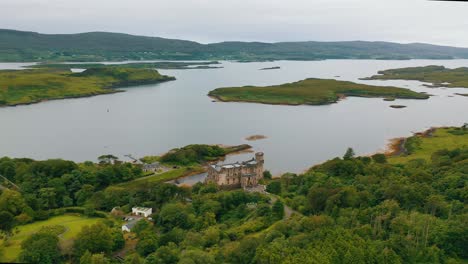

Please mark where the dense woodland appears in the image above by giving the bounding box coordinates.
[0,128,466,263]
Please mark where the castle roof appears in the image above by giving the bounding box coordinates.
[210,156,260,171]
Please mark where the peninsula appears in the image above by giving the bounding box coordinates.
[28,61,221,70]
[208,78,429,105]
[0,67,175,106]
[363,65,468,88]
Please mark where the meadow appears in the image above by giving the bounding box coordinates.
[209,78,429,105]
[388,127,468,164]
[0,214,102,262]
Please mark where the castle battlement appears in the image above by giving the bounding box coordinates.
[205,152,264,188]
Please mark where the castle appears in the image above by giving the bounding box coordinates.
[205,152,264,188]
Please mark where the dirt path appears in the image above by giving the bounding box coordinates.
[267,193,299,219]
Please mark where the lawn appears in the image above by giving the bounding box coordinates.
[0,214,102,262]
[389,127,468,164]
[208,78,429,105]
[117,166,206,189]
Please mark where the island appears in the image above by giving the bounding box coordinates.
[389,105,407,109]
[208,78,429,105]
[245,134,268,141]
[362,65,468,88]
[28,61,222,70]
[259,66,280,70]
[0,67,175,106]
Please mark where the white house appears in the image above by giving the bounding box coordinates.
[132,207,153,217]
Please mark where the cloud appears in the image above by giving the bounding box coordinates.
[1,0,468,46]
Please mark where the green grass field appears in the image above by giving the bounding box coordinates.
[389,127,468,164]
[364,65,468,88]
[0,67,174,106]
[208,78,429,105]
[117,166,205,189]
[0,214,102,262]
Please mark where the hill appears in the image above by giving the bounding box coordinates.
[2,29,468,61]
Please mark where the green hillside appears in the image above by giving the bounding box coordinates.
[2,29,468,62]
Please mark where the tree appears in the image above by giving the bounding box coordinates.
[74,222,114,256]
[372,153,387,164]
[80,250,92,264]
[0,189,28,215]
[0,211,14,233]
[125,254,143,264]
[19,232,60,264]
[158,203,191,231]
[263,170,272,180]
[97,154,118,165]
[266,181,281,195]
[90,253,110,264]
[272,200,285,220]
[343,147,356,160]
[145,243,179,264]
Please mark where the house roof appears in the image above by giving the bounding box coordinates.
[132,207,152,212]
[123,219,139,230]
[143,162,160,169]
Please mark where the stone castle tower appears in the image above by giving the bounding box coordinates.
[205,152,265,189]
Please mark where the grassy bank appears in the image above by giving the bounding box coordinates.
[0,214,102,262]
[388,126,468,163]
[208,78,429,105]
[363,65,468,88]
[117,166,205,189]
[0,67,175,106]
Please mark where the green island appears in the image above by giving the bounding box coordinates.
[363,65,468,88]
[28,61,221,70]
[209,78,429,105]
[0,67,175,106]
[0,126,467,263]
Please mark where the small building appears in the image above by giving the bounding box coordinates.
[142,162,160,172]
[121,219,139,232]
[132,207,153,217]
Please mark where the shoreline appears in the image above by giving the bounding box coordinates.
[384,127,437,157]
[208,92,429,107]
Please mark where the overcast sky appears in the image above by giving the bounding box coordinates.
[2,0,468,46]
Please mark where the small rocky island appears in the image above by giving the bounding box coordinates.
[259,66,281,70]
[390,105,407,109]
[208,78,429,106]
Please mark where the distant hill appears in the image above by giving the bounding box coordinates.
[2,29,468,62]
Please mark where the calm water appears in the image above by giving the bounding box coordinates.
[0,60,467,175]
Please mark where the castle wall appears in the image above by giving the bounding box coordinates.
[205,152,265,189]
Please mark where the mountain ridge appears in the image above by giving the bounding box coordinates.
[2,28,468,62]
